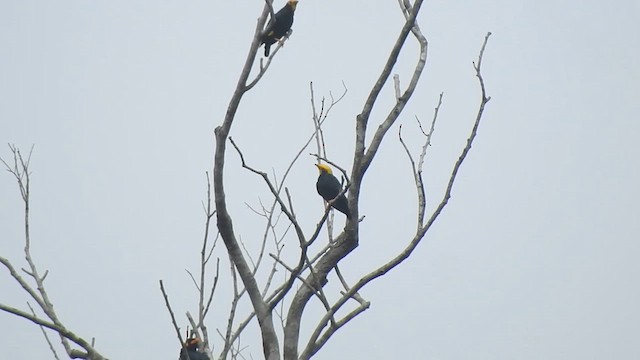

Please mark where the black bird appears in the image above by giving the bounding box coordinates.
[315,163,350,218]
[179,338,209,360]
[261,0,299,56]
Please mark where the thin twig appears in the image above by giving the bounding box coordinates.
[212,2,282,358]
[159,280,186,349]
[1,145,105,359]
[28,302,60,360]
[298,31,492,359]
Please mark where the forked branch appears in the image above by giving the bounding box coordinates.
[1,145,107,360]
[212,3,282,358]
[284,1,427,359]
[301,32,493,358]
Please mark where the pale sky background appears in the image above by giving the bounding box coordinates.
[1,1,639,359]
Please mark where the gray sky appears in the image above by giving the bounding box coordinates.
[1,0,639,359]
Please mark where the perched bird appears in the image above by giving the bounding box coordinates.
[261,0,299,56]
[179,338,209,360]
[315,163,350,218]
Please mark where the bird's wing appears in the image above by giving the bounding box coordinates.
[263,19,276,38]
[263,5,287,38]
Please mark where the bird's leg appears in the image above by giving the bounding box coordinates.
[277,29,294,46]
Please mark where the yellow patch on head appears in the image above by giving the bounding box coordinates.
[288,0,299,10]
[315,163,333,174]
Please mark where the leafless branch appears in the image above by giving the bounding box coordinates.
[269,255,318,299]
[300,297,370,359]
[212,4,283,357]
[159,280,186,349]
[203,258,220,320]
[27,301,61,360]
[0,302,100,359]
[264,0,275,19]
[333,266,351,293]
[246,34,292,91]
[399,92,443,225]
[223,236,334,356]
[417,93,442,171]
[261,223,289,297]
[282,1,430,358]
[229,137,306,245]
[228,136,339,320]
[297,31,492,359]
[359,0,428,176]
[219,260,242,360]
[1,145,107,360]
[223,84,349,346]
[187,312,199,339]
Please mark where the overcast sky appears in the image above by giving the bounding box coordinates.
[1,1,639,359]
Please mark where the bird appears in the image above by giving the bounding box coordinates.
[261,0,299,57]
[315,163,350,218]
[179,338,209,360]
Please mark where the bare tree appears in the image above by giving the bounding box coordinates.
[0,145,108,360]
[180,0,491,359]
[1,0,491,359]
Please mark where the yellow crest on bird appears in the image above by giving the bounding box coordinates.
[288,0,299,10]
[315,163,333,175]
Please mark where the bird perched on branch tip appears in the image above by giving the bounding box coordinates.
[315,163,350,218]
[179,337,209,360]
[261,0,299,57]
